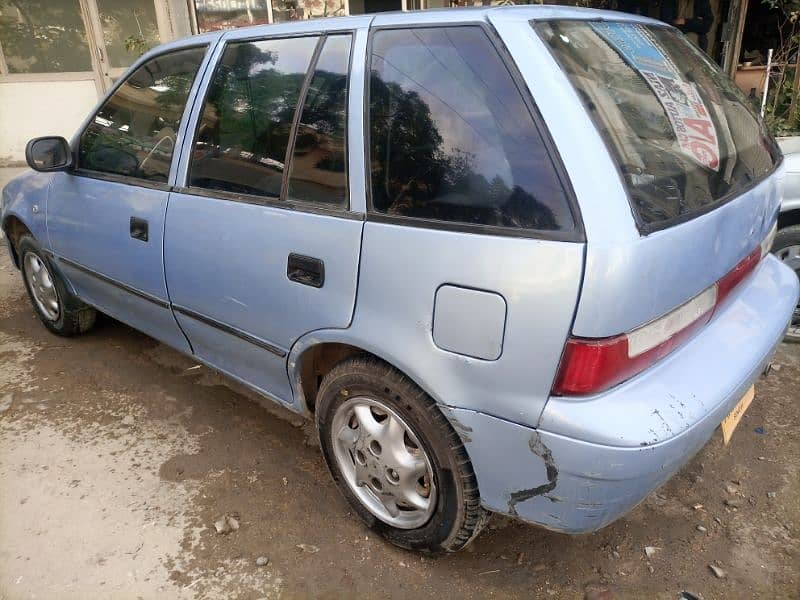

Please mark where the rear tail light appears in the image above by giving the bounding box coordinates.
[553,229,773,396]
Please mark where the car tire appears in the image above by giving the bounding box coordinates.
[772,224,800,343]
[316,355,488,552]
[17,234,97,337]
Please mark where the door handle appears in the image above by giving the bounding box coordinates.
[130,216,148,242]
[287,253,324,288]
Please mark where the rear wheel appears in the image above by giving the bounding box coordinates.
[773,225,800,343]
[316,356,487,552]
[18,235,96,336]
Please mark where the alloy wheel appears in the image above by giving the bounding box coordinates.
[23,252,60,321]
[330,397,437,529]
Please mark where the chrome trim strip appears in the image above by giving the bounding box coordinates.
[172,303,288,358]
[56,256,170,308]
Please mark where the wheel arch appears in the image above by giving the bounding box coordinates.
[1,213,34,269]
[288,330,446,419]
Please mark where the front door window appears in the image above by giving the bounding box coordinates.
[78,46,207,183]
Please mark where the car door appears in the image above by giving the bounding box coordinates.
[164,30,363,406]
[47,45,210,352]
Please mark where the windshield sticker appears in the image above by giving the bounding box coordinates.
[589,22,720,172]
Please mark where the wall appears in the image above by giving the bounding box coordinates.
[0,80,98,165]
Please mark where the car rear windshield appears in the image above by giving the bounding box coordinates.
[535,20,780,231]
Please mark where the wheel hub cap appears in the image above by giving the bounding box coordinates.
[23,253,60,321]
[331,397,436,529]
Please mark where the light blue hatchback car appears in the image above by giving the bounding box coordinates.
[3,6,798,552]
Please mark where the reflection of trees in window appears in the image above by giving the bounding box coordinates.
[79,47,206,182]
[190,37,318,198]
[368,27,570,231]
[0,0,92,73]
[288,35,351,206]
[369,75,558,230]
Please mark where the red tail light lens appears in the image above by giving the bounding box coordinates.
[715,247,761,308]
[553,240,767,397]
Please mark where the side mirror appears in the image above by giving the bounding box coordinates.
[25,136,73,172]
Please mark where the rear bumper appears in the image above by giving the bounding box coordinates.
[444,255,799,533]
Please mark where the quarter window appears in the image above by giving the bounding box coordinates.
[368,27,574,232]
[188,36,319,199]
[78,47,206,183]
[286,34,352,207]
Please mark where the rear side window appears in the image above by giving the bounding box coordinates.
[536,21,780,231]
[78,47,206,183]
[367,27,575,232]
[189,36,319,198]
[286,34,352,206]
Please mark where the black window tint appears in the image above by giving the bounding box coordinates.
[79,47,206,183]
[287,34,351,207]
[368,27,574,231]
[189,36,319,198]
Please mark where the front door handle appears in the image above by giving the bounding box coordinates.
[130,216,148,242]
[287,253,324,288]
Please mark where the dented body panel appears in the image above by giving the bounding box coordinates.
[443,255,797,532]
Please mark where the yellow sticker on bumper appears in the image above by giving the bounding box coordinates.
[721,385,755,445]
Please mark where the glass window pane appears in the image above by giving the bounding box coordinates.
[189,36,319,198]
[536,21,779,229]
[79,47,207,183]
[194,0,269,33]
[287,34,351,207]
[0,0,92,73]
[368,27,574,232]
[271,0,345,23]
[96,0,160,68]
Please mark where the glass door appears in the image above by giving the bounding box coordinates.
[83,0,168,90]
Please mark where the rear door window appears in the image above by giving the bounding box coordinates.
[286,34,352,207]
[78,46,207,183]
[536,21,780,231]
[367,26,575,233]
[189,36,319,199]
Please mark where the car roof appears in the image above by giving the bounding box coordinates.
[149,5,665,55]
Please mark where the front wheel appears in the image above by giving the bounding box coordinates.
[772,224,800,343]
[316,356,487,552]
[18,234,96,337]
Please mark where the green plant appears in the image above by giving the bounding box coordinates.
[762,0,800,134]
[124,34,152,56]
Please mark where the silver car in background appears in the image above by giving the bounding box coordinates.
[775,137,800,341]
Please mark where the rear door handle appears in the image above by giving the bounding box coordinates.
[130,216,148,242]
[287,253,324,288]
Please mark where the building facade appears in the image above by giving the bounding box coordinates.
[0,0,741,164]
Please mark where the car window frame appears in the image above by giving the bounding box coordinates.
[72,43,212,192]
[363,21,585,243]
[532,18,783,235]
[177,30,361,220]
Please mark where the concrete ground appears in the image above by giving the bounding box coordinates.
[0,168,798,599]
